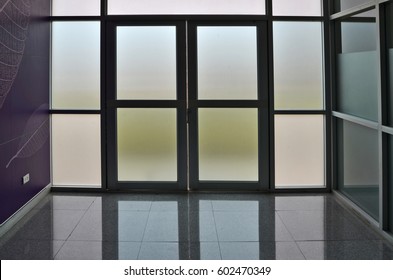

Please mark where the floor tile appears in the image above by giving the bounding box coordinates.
[118,211,149,242]
[55,240,104,260]
[278,210,380,241]
[275,196,326,211]
[52,195,97,210]
[214,211,259,241]
[212,200,259,211]
[219,242,305,260]
[297,240,393,260]
[0,239,62,260]
[138,242,180,260]
[143,212,180,242]
[11,209,85,241]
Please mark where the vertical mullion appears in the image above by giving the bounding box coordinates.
[377,3,389,230]
[324,0,332,192]
[101,0,108,190]
[187,22,198,190]
[257,21,270,189]
[267,0,275,190]
[177,21,188,190]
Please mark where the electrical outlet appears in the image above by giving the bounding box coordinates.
[22,174,30,185]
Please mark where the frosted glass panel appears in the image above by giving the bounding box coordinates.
[341,22,376,53]
[52,0,100,16]
[335,0,370,12]
[275,115,325,188]
[337,119,379,220]
[337,21,377,121]
[52,115,101,186]
[52,22,100,109]
[117,27,176,100]
[108,0,265,15]
[273,22,323,110]
[117,109,177,181]
[337,52,378,121]
[198,109,258,181]
[273,0,322,16]
[197,27,258,100]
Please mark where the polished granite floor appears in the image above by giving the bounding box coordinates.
[1,192,393,260]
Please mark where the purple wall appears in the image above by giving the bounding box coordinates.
[0,0,50,225]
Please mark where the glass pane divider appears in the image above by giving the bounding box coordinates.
[332,111,379,129]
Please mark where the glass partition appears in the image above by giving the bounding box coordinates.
[273,22,324,110]
[275,115,325,188]
[337,119,379,220]
[52,22,100,109]
[334,0,371,13]
[336,13,378,121]
[52,115,101,186]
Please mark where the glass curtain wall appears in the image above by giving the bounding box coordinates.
[50,0,329,191]
[333,0,393,237]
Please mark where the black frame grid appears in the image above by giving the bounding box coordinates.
[330,0,393,240]
[50,0,330,193]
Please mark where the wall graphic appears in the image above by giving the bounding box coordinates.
[0,0,50,225]
[0,0,30,109]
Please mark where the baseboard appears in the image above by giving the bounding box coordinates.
[0,184,51,239]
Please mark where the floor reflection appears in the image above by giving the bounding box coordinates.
[0,193,392,260]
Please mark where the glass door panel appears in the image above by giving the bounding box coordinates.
[116,26,177,100]
[197,26,258,100]
[198,108,259,181]
[107,22,187,190]
[189,22,269,190]
[117,109,177,181]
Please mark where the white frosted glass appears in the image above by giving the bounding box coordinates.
[199,109,258,181]
[108,0,265,15]
[273,0,322,16]
[117,109,177,181]
[117,27,176,100]
[275,115,325,188]
[52,115,101,186]
[198,27,258,100]
[273,22,324,110]
[52,22,100,109]
[52,0,100,16]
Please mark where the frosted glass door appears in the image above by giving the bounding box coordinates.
[107,23,186,190]
[189,23,268,189]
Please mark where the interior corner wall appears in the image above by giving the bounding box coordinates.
[0,0,51,225]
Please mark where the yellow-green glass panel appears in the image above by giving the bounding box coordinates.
[198,109,258,181]
[117,109,177,181]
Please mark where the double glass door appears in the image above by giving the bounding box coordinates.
[107,21,269,190]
